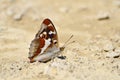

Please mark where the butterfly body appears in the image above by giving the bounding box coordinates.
[29,18,65,63]
[32,46,64,63]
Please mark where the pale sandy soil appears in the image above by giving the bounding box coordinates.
[1,0,120,80]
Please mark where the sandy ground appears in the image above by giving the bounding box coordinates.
[1,0,120,80]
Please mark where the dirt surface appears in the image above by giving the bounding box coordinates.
[1,0,120,80]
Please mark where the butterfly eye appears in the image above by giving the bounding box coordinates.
[60,47,65,51]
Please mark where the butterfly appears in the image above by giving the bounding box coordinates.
[28,18,74,63]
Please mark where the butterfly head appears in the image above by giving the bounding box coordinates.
[60,46,65,51]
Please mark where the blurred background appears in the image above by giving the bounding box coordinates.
[1,0,120,80]
[1,0,120,42]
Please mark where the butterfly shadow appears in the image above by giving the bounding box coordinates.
[38,56,66,63]
[57,55,66,59]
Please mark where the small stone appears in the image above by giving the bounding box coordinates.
[97,12,110,20]
[106,52,120,58]
[13,13,23,21]
[103,43,114,52]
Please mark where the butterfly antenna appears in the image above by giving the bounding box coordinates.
[63,35,75,47]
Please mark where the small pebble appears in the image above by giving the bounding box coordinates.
[103,43,114,52]
[13,13,23,21]
[106,51,120,58]
[97,12,110,20]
